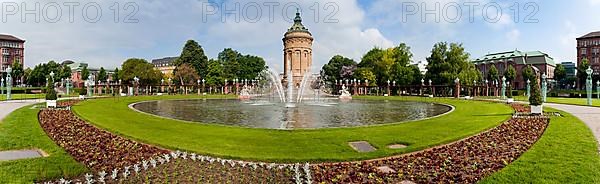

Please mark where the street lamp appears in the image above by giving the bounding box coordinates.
[597,80,600,100]
[501,76,506,99]
[586,67,593,105]
[542,73,547,103]
[429,79,432,86]
[421,79,425,86]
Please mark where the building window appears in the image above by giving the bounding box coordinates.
[581,48,587,55]
[595,57,600,64]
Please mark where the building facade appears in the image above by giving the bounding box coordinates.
[0,34,25,73]
[560,61,577,79]
[283,11,313,86]
[576,31,600,88]
[66,61,114,88]
[473,50,556,89]
[152,57,177,79]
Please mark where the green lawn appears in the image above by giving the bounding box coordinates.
[478,96,600,107]
[0,94,45,101]
[0,105,88,183]
[73,95,513,162]
[482,108,600,183]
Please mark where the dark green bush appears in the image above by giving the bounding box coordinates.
[529,79,543,106]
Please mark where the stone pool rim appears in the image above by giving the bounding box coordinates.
[127,98,456,131]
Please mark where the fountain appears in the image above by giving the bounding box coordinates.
[238,85,251,100]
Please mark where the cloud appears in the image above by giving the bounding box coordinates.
[505,29,520,43]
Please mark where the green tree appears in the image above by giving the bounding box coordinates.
[554,64,566,87]
[58,65,72,80]
[521,65,535,84]
[577,58,590,89]
[175,40,209,78]
[321,55,357,85]
[358,43,417,86]
[112,68,120,81]
[425,42,474,85]
[217,48,267,81]
[11,61,24,81]
[487,65,499,82]
[119,58,163,85]
[529,77,542,106]
[353,67,376,86]
[27,61,63,86]
[81,66,90,81]
[97,67,107,81]
[504,65,516,82]
[205,59,224,86]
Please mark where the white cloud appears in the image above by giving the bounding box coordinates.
[505,29,521,43]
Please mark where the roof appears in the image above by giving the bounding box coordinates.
[0,34,25,42]
[577,31,600,40]
[472,50,556,66]
[286,11,310,34]
[152,57,178,65]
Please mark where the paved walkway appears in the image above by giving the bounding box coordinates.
[0,99,42,121]
[546,103,600,144]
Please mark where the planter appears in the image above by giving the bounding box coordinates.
[79,95,85,100]
[506,98,514,103]
[46,100,57,108]
[530,105,543,114]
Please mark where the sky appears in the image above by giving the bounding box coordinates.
[1,0,600,72]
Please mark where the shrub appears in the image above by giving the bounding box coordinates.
[46,84,58,100]
[79,87,87,96]
[507,85,513,98]
[529,79,543,106]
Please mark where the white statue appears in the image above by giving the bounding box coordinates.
[339,84,352,100]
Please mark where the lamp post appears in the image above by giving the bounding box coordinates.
[501,76,506,99]
[485,80,489,96]
[1,77,4,96]
[542,73,547,103]
[168,78,172,94]
[161,79,165,93]
[202,79,205,94]
[387,80,391,96]
[597,80,600,100]
[5,66,12,100]
[526,79,531,98]
[134,76,140,96]
[66,78,71,96]
[586,67,593,106]
[454,77,460,98]
[197,79,201,95]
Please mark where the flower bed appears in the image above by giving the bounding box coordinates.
[511,103,530,113]
[38,109,169,171]
[312,117,549,183]
[56,100,81,108]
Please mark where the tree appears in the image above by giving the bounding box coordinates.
[554,64,566,88]
[425,42,475,85]
[217,48,267,81]
[205,59,224,86]
[521,65,535,84]
[81,66,90,81]
[11,61,24,82]
[353,67,376,86]
[58,65,72,80]
[175,40,209,78]
[578,58,590,89]
[23,67,32,84]
[529,77,542,106]
[487,65,499,82]
[119,58,163,85]
[358,43,417,86]
[112,68,120,81]
[173,63,200,85]
[321,55,357,85]
[97,67,107,81]
[27,61,63,86]
[504,65,516,82]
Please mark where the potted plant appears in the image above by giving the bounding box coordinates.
[506,83,514,103]
[79,87,87,100]
[529,79,543,114]
[46,84,58,108]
